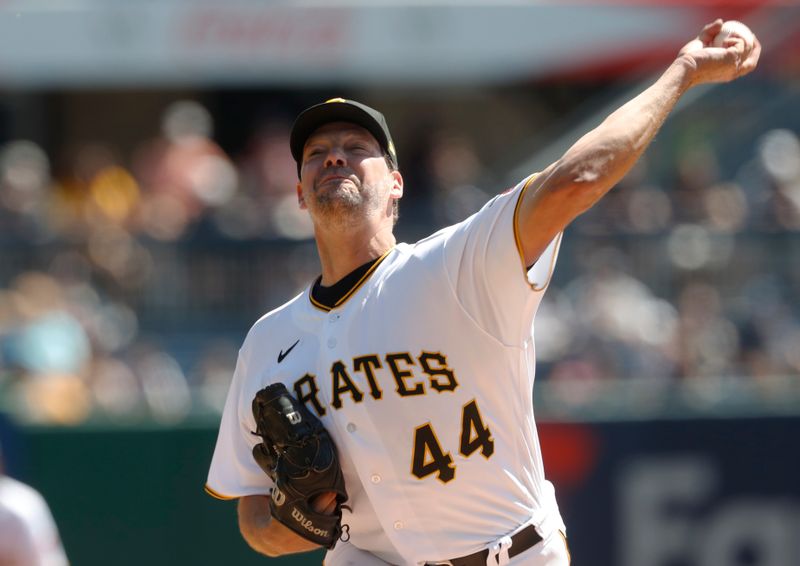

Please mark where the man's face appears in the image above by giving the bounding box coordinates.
[297,122,402,225]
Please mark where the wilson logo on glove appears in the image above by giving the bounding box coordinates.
[271,487,286,506]
[292,508,330,538]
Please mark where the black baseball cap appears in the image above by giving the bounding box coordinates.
[290,98,398,177]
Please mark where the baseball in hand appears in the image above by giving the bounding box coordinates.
[712,20,755,48]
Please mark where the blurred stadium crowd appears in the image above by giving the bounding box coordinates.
[1,88,799,425]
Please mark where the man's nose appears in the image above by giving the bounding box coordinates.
[324,147,347,168]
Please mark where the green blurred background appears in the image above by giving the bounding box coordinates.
[3,417,320,565]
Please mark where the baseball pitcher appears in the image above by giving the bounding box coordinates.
[206,20,760,565]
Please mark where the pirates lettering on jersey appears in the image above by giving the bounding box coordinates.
[353,354,383,399]
[419,351,458,392]
[291,350,460,416]
[385,352,424,396]
[331,361,364,409]
[294,373,326,417]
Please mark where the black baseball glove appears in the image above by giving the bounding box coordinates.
[251,383,348,549]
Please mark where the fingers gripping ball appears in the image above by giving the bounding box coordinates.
[712,20,755,48]
[251,383,348,549]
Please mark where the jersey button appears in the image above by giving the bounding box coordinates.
[393,521,403,530]
[327,338,337,349]
[346,423,357,433]
[370,474,381,484]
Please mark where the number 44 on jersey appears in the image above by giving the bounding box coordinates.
[412,399,494,483]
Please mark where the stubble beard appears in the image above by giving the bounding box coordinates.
[310,175,384,230]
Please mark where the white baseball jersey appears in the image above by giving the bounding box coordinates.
[206,175,564,565]
[0,476,69,566]
[0,505,38,566]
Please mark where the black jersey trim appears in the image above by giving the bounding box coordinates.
[512,174,562,292]
[309,247,395,312]
[309,294,333,312]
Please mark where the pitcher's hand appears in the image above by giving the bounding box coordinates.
[677,19,760,87]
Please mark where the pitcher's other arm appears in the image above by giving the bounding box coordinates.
[238,493,337,557]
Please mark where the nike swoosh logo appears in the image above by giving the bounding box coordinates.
[277,340,300,363]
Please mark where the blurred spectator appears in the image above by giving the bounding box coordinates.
[191,338,240,412]
[2,272,92,425]
[223,119,313,240]
[0,140,53,242]
[676,281,740,379]
[673,143,722,225]
[757,129,800,230]
[133,100,237,241]
[52,142,129,240]
[131,343,192,424]
[87,354,143,419]
[428,131,492,227]
[539,247,678,387]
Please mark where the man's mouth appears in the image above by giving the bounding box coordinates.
[318,175,354,186]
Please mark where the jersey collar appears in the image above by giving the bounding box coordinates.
[308,247,395,312]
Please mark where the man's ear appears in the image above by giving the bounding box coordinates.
[296,181,307,209]
[390,170,404,199]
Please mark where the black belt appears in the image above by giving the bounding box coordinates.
[426,524,543,566]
